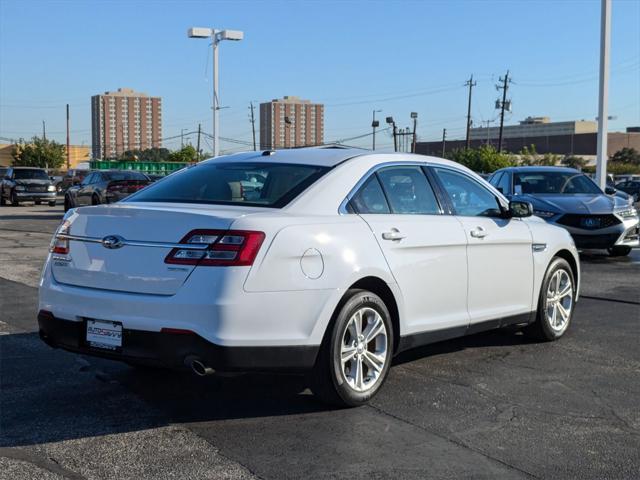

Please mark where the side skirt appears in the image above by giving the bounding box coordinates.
[397,312,534,354]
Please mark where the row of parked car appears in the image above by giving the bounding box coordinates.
[0,166,158,208]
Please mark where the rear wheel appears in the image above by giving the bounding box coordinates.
[91,194,100,206]
[64,195,72,212]
[608,246,632,257]
[0,191,5,206]
[310,290,393,407]
[48,200,56,207]
[525,257,575,341]
[35,200,41,205]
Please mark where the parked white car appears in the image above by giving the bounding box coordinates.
[39,147,580,406]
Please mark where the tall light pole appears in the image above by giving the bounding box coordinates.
[386,116,397,152]
[372,109,381,150]
[188,27,244,157]
[595,0,611,189]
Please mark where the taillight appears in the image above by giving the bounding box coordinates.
[49,220,71,254]
[165,229,265,267]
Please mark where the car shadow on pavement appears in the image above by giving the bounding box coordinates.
[0,327,535,448]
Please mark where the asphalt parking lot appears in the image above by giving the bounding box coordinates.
[1,202,639,480]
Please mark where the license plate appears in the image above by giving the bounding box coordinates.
[580,217,601,228]
[86,319,122,350]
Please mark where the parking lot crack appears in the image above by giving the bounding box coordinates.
[366,404,539,478]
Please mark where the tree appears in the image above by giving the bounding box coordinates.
[446,145,515,173]
[11,137,66,169]
[562,155,588,170]
[168,145,198,163]
[611,147,640,165]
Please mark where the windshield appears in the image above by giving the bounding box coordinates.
[13,169,49,180]
[514,171,602,195]
[127,162,329,208]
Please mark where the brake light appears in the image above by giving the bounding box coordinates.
[165,229,265,267]
[50,220,71,254]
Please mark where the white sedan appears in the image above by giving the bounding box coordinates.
[39,147,580,406]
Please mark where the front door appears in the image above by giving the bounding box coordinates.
[431,167,534,324]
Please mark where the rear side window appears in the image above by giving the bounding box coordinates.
[128,162,329,208]
[350,176,390,214]
[489,171,503,187]
[377,166,441,215]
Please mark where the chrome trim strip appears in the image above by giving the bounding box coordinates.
[56,234,210,250]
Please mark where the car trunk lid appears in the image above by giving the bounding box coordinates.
[51,202,262,295]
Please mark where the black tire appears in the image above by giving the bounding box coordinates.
[525,257,575,342]
[310,289,394,407]
[64,195,72,212]
[48,201,56,207]
[0,190,5,206]
[91,194,100,206]
[35,200,41,205]
[10,190,19,206]
[608,246,632,257]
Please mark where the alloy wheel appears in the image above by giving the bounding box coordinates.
[545,269,573,333]
[340,307,388,392]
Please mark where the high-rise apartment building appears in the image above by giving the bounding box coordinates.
[91,88,162,159]
[260,96,324,149]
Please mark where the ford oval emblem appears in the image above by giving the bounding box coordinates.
[102,235,125,249]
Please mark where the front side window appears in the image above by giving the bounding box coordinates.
[489,171,503,188]
[497,171,511,194]
[128,162,329,208]
[433,167,502,217]
[350,176,390,214]
[376,166,441,215]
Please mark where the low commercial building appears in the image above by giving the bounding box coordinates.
[0,143,91,169]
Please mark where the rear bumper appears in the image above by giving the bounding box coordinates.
[38,311,319,372]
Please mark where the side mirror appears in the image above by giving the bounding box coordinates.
[509,200,533,218]
[604,186,616,195]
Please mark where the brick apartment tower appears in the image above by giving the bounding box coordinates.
[91,88,162,159]
[259,96,324,149]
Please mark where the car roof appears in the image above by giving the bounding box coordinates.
[204,146,369,168]
[11,166,47,170]
[499,166,581,174]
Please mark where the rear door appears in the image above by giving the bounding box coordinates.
[431,166,534,324]
[352,165,469,335]
[75,173,96,205]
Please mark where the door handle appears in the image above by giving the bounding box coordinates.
[470,226,488,238]
[382,228,406,241]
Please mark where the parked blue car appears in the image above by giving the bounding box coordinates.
[488,166,639,256]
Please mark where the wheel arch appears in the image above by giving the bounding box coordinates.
[339,276,401,354]
[552,248,579,296]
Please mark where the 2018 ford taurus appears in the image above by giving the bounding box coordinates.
[39,148,580,406]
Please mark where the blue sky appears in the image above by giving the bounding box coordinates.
[1,0,638,153]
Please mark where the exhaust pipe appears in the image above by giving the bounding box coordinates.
[184,356,215,376]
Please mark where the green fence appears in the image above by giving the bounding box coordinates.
[89,160,191,176]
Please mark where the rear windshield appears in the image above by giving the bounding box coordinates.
[13,169,49,180]
[105,171,148,181]
[127,162,329,208]
[514,171,601,195]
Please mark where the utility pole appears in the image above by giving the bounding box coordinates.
[249,101,257,151]
[66,104,70,169]
[496,70,511,152]
[595,0,611,189]
[465,74,476,149]
[196,123,202,161]
[42,120,46,141]
[181,129,186,148]
[441,128,447,157]
[372,109,381,150]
